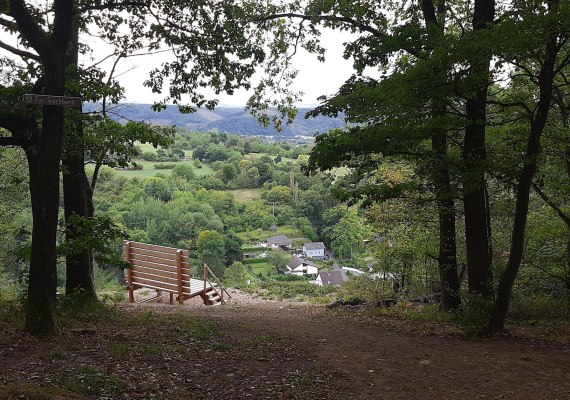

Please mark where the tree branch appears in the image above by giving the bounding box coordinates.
[254,12,384,39]
[8,0,50,58]
[79,1,150,12]
[0,136,26,147]
[0,39,40,60]
[531,182,570,226]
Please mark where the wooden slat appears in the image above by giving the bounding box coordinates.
[129,265,190,281]
[129,247,190,263]
[132,281,178,294]
[128,241,189,257]
[131,276,179,292]
[132,271,183,286]
[130,254,189,271]
[128,258,190,274]
[128,277,211,296]
[124,272,192,287]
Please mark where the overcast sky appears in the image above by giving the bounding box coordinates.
[84,28,356,108]
[0,23,357,108]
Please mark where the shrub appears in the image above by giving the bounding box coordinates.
[242,258,268,264]
[153,163,177,170]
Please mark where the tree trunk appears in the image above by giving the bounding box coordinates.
[62,18,97,302]
[25,61,66,335]
[10,0,75,335]
[489,1,559,331]
[462,0,495,297]
[422,0,461,310]
[433,132,461,310]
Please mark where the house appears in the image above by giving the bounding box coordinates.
[315,263,349,286]
[285,256,319,276]
[302,242,326,259]
[266,234,293,250]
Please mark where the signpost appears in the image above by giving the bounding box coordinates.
[23,94,82,108]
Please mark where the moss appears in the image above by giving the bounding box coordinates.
[0,384,87,400]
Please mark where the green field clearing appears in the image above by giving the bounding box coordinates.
[138,143,192,157]
[114,159,214,179]
[227,188,263,203]
[236,225,305,243]
[248,261,275,277]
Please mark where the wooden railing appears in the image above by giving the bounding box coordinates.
[203,263,232,304]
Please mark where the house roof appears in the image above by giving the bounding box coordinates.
[318,264,349,286]
[266,235,292,246]
[303,242,325,250]
[288,256,317,269]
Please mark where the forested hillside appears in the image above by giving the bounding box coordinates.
[84,103,345,138]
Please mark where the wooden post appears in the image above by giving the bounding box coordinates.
[176,250,184,305]
[125,241,134,303]
[169,293,174,305]
[203,263,208,292]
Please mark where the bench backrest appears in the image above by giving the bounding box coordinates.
[123,240,193,302]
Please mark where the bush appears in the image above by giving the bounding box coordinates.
[508,293,570,322]
[252,280,337,303]
[153,163,177,170]
[273,275,305,282]
[338,275,397,303]
[457,293,494,335]
[142,151,157,161]
[243,258,269,264]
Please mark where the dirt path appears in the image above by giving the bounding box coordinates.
[1,291,569,399]
[188,298,570,399]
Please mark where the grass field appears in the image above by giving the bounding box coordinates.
[114,159,214,179]
[248,261,275,277]
[226,188,263,203]
[138,143,193,157]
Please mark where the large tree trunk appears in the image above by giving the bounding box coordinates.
[462,0,495,297]
[433,131,461,310]
[10,0,75,335]
[422,0,461,310]
[25,61,66,336]
[62,18,97,302]
[489,0,559,332]
[62,135,97,300]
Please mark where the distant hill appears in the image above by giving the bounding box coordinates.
[84,103,345,138]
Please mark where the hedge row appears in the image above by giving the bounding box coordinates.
[243,258,270,264]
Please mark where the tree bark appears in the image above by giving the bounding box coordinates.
[9,0,75,335]
[489,0,560,332]
[422,0,461,310]
[62,16,97,302]
[462,0,495,297]
[433,131,461,310]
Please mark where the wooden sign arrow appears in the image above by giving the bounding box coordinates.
[23,94,82,108]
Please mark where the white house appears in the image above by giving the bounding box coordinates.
[285,256,319,276]
[302,242,326,259]
[315,263,349,286]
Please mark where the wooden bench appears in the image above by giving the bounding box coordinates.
[122,240,230,305]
